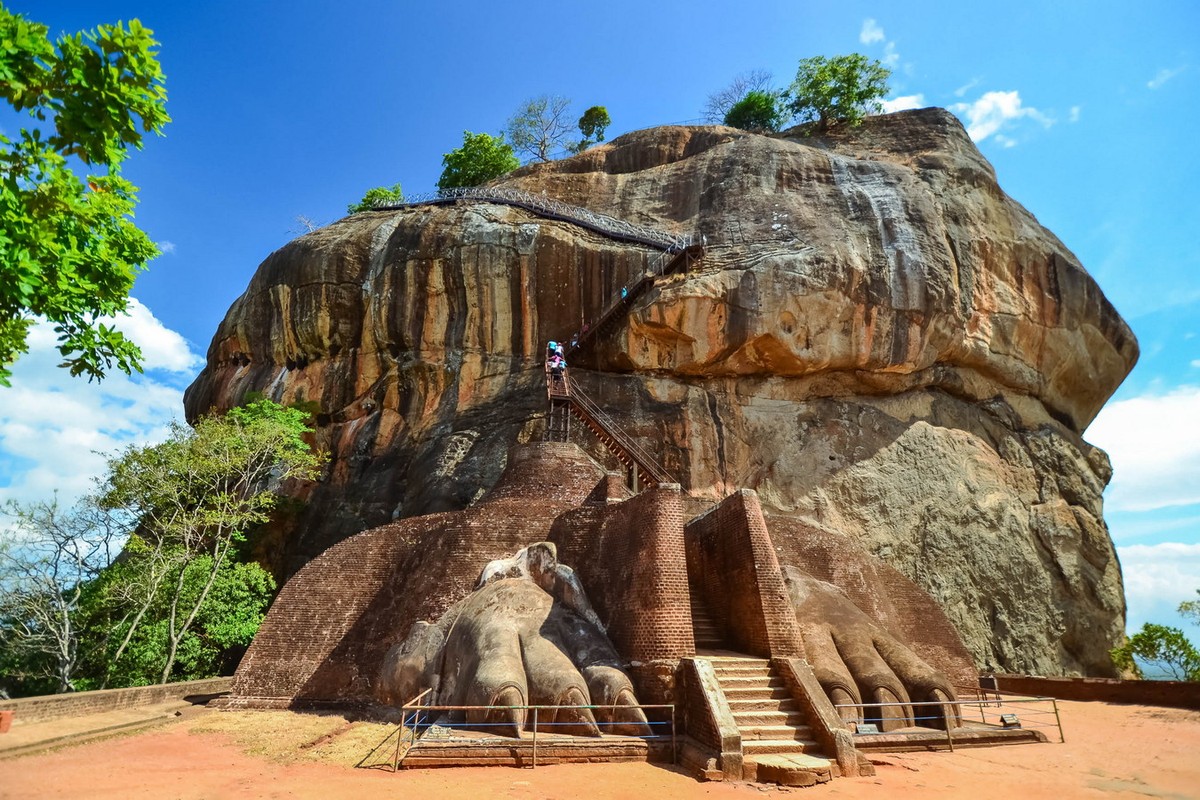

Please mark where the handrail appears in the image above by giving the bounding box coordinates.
[567,380,673,485]
[396,697,677,769]
[834,693,1065,746]
[372,186,695,253]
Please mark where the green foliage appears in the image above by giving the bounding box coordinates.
[80,554,275,686]
[784,54,891,131]
[1111,623,1200,681]
[347,183,403,214]
[0,8,169,386]
[723,90,785,132]
[702,69,774,123]
[573,105,611,152]
[1179,591,1200,627]
[437,131,520,190]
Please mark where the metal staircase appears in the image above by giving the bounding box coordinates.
[545,365,671,489]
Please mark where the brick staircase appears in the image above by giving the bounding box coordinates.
[709,655,834,786]
[690,592,726,650]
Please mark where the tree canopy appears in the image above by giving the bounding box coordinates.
[437,131,520,190]
[506,95,574,163]
[0,399,321,695]
[347,183,403,213]
[723,90,785,132]
[573,105,611,153]
[0,9,169,386]
[785,54,891,131]
[702,69,774,123]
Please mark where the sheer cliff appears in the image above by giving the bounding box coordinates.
[185,108,1137,677]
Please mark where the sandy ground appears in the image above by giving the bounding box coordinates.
[1,700,1197,800]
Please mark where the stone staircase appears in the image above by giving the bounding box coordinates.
[709,655,834,786]
[690,592,726,650]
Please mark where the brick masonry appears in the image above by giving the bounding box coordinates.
[0,678,231,725]
[685,490,804,659]
[994,674,1200,710]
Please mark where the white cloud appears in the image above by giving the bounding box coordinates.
[107,298,202,373]
[879,94,925,114]
[954,78,980,98]
[993,134,1018,148]
[1190,359,1200,368]
[1068,105,1081,123]
[157,240,177,255]
[1118,542,1200,636]
[1147,66,1186,90]
[0,303,201,508]
[882,41,899,68]
[950,90,1053,143]
[1087,385,1200,512]
[859,18,885,45]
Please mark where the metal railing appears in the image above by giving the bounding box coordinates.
[388,690,675,770]
[834,689,1064,752]
[568,381,673,485]
[372,186,695,252]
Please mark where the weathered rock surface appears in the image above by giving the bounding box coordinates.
[185,108,1137,676]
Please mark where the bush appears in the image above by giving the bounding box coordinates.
[723,90,785,132]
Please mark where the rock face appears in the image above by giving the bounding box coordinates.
[185,108,1137,677]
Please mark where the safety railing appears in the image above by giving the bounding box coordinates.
[834,689,1064,752]
[389,691,676,770]
[567,379,673,485]
[372,187,695,253]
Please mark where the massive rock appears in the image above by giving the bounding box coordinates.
[185,108,1137,677]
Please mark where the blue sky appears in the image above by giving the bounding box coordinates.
[3,1,1199,642]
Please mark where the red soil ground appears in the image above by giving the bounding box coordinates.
[2,700,1197,799]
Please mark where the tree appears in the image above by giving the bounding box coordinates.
[0,9,169,386]
[1179,591,1200,627]
[701,69,774,123]
[506,95,574,163]
[723,90,785,132]
[99,399,321,682]
[0,498,122,694]
[784,54,891,132]
[1111,623,1200,681]
[347,183,403,213]
[572,105,611,153]
[437,131,520,190]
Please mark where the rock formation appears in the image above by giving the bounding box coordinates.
[185,108,1137,676]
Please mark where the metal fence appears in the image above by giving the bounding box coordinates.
[372,186,695,252]
[834,687,1065,752]
[376,688,675,771]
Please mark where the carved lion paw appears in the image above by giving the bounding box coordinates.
[782,565,961,732]
[378,543,649,738]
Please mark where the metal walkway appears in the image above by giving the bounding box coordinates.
[545,365,672,490]
[372,187,696,252]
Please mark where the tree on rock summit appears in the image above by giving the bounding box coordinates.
[785,53,891,131]
[437,131,520,190]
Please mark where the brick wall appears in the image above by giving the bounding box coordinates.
[0,678,231,724]
[228,443,609,706]
[994,674,1200,710]
[685,490,804,659]
[552,483,695,667]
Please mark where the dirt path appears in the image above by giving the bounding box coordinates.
[2,700,1197,799]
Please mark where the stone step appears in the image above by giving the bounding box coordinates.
[748,753,835,787]
[727,697,799,714]
[741,738,823,756]
[738,724,813,741]
[722,685,792,701]
[715,675,786,689]
[710,663,772,677]
[732,708,806,727]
